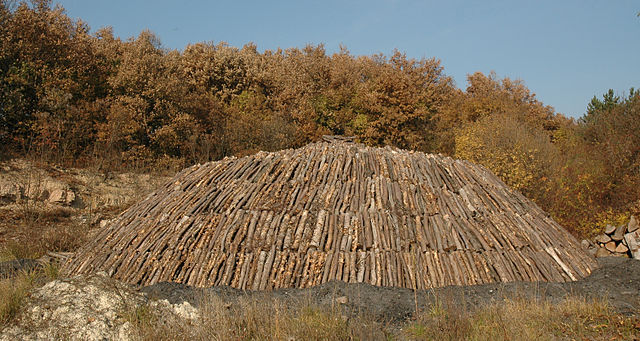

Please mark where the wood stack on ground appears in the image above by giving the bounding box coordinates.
[591,216,640,259]
[63,140,598,289]
[321,135,356,143]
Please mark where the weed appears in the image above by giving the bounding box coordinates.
[0,265,60,328]
[124,292,640,341]
[405,296,640,341]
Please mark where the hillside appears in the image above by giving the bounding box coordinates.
[0,153,638,340]
[1,1,639,237]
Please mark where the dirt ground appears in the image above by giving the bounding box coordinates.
[2,160,639,326]
[142,257,640,322]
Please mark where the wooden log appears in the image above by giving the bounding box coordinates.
[310,209,327,249]
[628,216,639,233]
[349,252,357,283]
[259,246,277,290]
[611,225,627,241]
[625,231,640,259]
[604,224,616,235]
[64,140,598,290]
[357,251,366,283]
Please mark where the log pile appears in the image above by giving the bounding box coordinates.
[63,140,597,289]
[590,216,640,259]
[321,135,356,143]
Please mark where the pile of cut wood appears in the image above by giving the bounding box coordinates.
[590,216,640,259]
[63,140,597,289]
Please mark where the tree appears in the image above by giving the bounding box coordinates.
[355,51,454,151]
[435,71,560,155]
[582,89,620,125]
[454,114,557,201]
[0,0,108,159]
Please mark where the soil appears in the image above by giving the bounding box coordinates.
[3,161,639,325]
[142,257,640,322]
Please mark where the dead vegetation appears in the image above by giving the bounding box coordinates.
[405,296,639,340]
[0,159,171,262]
[0,158,638,340]
[0,264,60,328]
[125,292,640,341]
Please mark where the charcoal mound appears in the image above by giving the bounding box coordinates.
[63,140,597,289]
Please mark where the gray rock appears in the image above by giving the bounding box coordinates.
[624,230,640,259]
[335,296,349,304]
[0,273,198,341]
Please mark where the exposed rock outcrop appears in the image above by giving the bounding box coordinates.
[0,273,197,341]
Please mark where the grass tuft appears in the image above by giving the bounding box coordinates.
[0,264,62,328]
[124,293,640,341]
[405,296,640,341]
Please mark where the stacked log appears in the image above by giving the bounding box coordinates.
[591,216,640,259]
[321,135,356,143]
[62,140,598,289]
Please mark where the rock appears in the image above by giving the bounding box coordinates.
[605,241,617,252]
[48,189,75,205]
[0,273,200,341]
[151,299,199,320]
[0,273,142,341]
[604,224,616,235]
[595,247,612,258]
[628,216,639,233]
[595,234,612,244]
[335,296,349,305]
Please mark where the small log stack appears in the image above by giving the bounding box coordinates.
[62,140,598,289]
[590,216,640,259]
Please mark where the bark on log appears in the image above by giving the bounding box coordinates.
[63,140,597,290]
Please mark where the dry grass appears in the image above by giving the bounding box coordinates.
[0,264,60,328]
[127,294,391,341]
[405,296,640,341]
[0,206,88,262]
[0,272,35,327]
[125,293,640,341]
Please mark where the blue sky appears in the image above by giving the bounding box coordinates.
[54,0,639,118]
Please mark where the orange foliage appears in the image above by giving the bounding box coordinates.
[0,1,637,237]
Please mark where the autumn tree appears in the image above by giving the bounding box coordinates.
[3,0,639,239]
[0,0,109,162]
[351,52,454,151]
[578,89,640,217]
[455,114,558,202]
[436,72,561,155]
